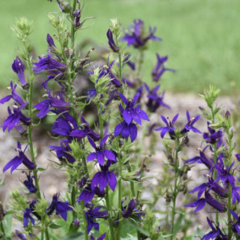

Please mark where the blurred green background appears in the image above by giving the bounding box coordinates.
[1,0,240,94]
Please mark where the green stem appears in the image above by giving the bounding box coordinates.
[106,187,115,240]
[118,52,122,84]
[25,44,41,200]
[45,227,50,240]
[228,185,232,239]
[80,201,89,240]
[170,138,180,240]
[41,220,44,240]
[127,164,135,197]
[136,49,144,82]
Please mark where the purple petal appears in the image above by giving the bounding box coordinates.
[87,152,96,162]
[104,150,116,161]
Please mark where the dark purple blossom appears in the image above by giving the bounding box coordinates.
[49,139,76,164]
[201,218,227,240]
[152,54,176,82]
[121,19,162,48]
[123,54,135,70]
[155,114,178,139]
[114,121,137,142]
[46,193,72,221]
[0,81,28,108]
[23,207,35,228]
[118,92,149,125]
[23,172,37,193]
[91,233,106,240]
[144,84,170,112]
[91,161,117,191]
[2,105,31,132]
[203,124,223,144]
[230,209,240,236]
[181,111,201,134]
[107,29,119,52]
[16,231,27,240]
[3,142,35,174]
[85,206,108,233]
[122,199,145,219]
[12,57,28,88]
[32,54,66,74]
[56,0,71,13]
[86,89,97,102]
[70,116,100,141]
[236,154,240,162]
[73,9,82,28]
[47,34,56,49]
[87,135,116,165]
[34,90,70,119]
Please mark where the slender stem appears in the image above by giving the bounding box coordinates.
[80,201,89,240]
[45,227,50,240]
[170,138,180,240]
[136,49,144,82]
[41,220,44,240]
[118,52,122,84]
[98,105,104,139]
[127,164,135,197]
[228,185,232,239]
[24,44,41,200]
[106,187,115,240]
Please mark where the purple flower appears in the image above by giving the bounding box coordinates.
[85,206,108,233]
[49,139,76,164]
[46,193,72,221]
[2,105,31,132]
[87,135,116,165]
[231,185,240,204]
[91,233,106,240]
[23,172,37,193]
[152,54,176,81]
[32,54,66,74]
[23,208,35,228]
[155,114,179,139]
[214,161,235,186]
[0,81,28,108]
[3,142,35,174]
[70,116,100,141]
[56,0,71,13]
[230,209,240,236]
[181,111,201,134]
[16,231,27,240]
[73,9,82,28]
[144,84,170,112]
[236,154,240,162]
[121,19,162,48]
[86,89,97,102]
[123,54,135,70]
[118,92,149,125]
[12,57,28,88]
[203,124,223,144]
[122,199,145,219]
[201,218,227,240]
[91,161,117,192]
[47,34,56,50]
[107,29,119,52]
[114,121,137,142]
[34,90,70,119]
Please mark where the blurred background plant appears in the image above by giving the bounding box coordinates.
[1,0,240,94]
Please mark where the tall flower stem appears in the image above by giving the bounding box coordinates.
[136,49,144,82]
[170,137,180,240]
[24,43,41,200]
[228,185,232,239]
[106,187,115,240]
[80,201,89,240]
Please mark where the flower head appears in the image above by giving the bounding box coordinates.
[47,34,56,50]
[46,193,72,221]
[91,233,106,240]
[3,142,35,174]
[23,172,37,193]
[12,57,28,88]
[181,111,201,134]
[107,29,119,52]
[203,124,223,144]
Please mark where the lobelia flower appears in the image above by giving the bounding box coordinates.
[85,205,108,233]
[56,0,71,13]
[49,139,76,164]
[155,114,179,139]
[235,154,240,162]
[16,231,27,240]
[203,123,223,144]
[122,199,145,219]
[23,207,35,228]
[107,29,119,52]
[46,193,72,221]
[70,115,100,141]
[12,57,28,88]
[87,135,116,165]
[86,89,97,102]
[123,54,135,70]
[34,90,70,119]
[23,172,37,193]
[152,54,176,82]
[0,81,28,108]
[201,218,227,240]
[76,184,105,206]
[46,34,56,50]
[144,83,170,112]
[229,209,240,236]
[91,233,106,240]
[32,54,66,74]
[231,185,240,204]
[181,111,201,134]
[118,92,149,125]
[91,160,117,191]
[2,105,31,132]
[114,120,137,142]
[121,19,162,48]
[3,142,35,174]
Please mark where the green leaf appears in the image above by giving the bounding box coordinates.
[173,214,183,236]
[3,214,13,237]
[126,219,149,237]
[48,222,62,229]
[62,232,84,240]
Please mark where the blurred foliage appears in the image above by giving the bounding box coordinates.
[0,0,240,94]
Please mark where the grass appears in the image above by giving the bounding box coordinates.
[0,0,240,94]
